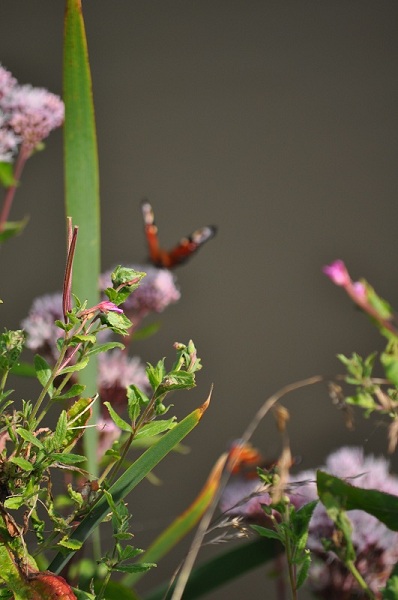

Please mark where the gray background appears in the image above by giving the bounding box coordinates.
[2,2,398,598]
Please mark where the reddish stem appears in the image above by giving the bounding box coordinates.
[0,145,29,232]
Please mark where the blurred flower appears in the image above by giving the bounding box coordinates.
[0,65,17,101]
[290,447,398,598]
[0,112,20,162]
[0,65,64,159]
[220,446,398,598]
[323,260,351,287]
[21,292,64,362]
[98,349,150,406]
[100,264,180,327]
[4,84,64,155]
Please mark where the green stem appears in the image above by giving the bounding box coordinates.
[346,560,376,600]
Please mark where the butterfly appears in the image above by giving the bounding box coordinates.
[141,200,217,269]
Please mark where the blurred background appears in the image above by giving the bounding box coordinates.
[2,2,398,598]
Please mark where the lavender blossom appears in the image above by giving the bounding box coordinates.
[0,112,20,162]
[0,65,64,159]
[100,264,180,327]
[4,84,64,155]
[98,349,150,406]
[0,65,17,101]
[21,292,64,362]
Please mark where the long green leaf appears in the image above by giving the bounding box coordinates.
[48,397,210,574]
[144,538,280,600]
[317,470,398,531]
[63,0,100,476]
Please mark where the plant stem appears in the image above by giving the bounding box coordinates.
[0,146,28,231]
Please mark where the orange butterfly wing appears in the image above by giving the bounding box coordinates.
[141,200,217,268]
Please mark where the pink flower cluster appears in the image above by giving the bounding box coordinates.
[220,446,398,598]
[0,64,64,161]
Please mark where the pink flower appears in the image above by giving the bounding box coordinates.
[0,115,20,162]
[322,260,351,287]
[0,65,17,101]
[4,84,64,154]
[98,349,150,406]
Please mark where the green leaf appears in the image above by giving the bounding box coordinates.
[98,581,140,600]
[317,470,398,531]
[251,525,282,541]
[53,410,68,450]
[9,456,34,472]
[10,361,36,378]
[0,217,28,243]
[86,342,124,357]
[0,162,16,187]
[48,397,210,574]
[296,549,311,589]
[159,371,196,391]
[34,354,54,396]
[15,428,44,450]
[59,536,83,550]
[132,322,160,341]
[104,402,132,433]
[135,418,176,440]
[382,563,398,599]
[64,0,101,478]
[4,495,25,509]
[146,360,166,390]
[58,356,89,376]
[381,343,398,386]
[52,383,86,401]
[144,538,280,600]
[50,452,86,465]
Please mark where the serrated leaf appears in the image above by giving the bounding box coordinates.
[52,383,86,401]
[59,536,83,550]
[15,428,44,449]
[135,418,176,440]
[159,371,195,391]
[53,410,68,449]
[296,549,311,589]
[119,546,144,561]
[71,334,96,345]
[51,453,86,465]
[251,525,282,541]
[58,356,89,375]
[146,360,166,390]
[86,342,124,357]
[3,495,25,509]
[9,456,34,472]
[113,563,154,574]
[104,402,132,433]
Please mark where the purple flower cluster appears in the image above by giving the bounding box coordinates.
[220,446,398,598]
[0,64,64,161]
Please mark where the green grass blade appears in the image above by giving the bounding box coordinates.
[144,538,281,600]
[63,0,100,476]
[48,398,210,574]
